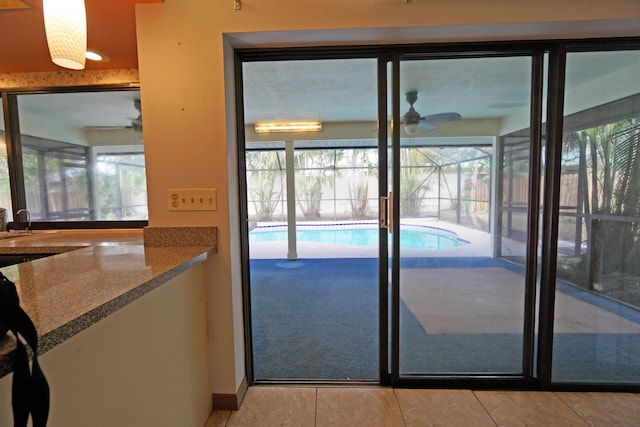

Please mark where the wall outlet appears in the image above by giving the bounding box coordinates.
[168,188,217,211]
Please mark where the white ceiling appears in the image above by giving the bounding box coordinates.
[17,91,141,129]
[2,50,639,144]
[243,51,640,126]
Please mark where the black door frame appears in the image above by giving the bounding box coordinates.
[388,46,543,389]
[237,48,392,385]
[236,38,640,392]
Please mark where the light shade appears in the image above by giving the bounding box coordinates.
[43,0,87,70]
[254,121,322,133]
[404,123,418,135]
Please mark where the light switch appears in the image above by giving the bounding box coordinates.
[168,188,216,211]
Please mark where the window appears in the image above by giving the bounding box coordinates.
[1,88,147,225]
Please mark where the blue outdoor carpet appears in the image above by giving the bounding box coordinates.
[249,257,640,382]
[250,258,380,380]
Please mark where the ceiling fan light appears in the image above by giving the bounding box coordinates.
[404,123,418,135]
[43,0,87,70]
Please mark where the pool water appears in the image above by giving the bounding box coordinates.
[249,224,467,250]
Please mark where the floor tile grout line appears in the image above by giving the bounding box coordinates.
[392,388,408,427]
[471,390,500,427]
[552,391,592,426]
[217,407,231,427]
[314,387,318,427]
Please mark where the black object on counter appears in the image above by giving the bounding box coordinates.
[0,272,50,427]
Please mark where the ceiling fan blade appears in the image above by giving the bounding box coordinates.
[418,121,437,131]
[85,125,132,130]
[422,112,461,121]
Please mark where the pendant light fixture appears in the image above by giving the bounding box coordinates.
[43,0,87,70]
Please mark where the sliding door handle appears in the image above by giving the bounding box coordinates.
[379,191,393,234]
[388,191,393,234]
[379,195,388,230]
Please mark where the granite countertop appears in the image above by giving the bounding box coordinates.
[0,229,216,378]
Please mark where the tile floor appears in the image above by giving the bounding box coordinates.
[205,386,640,426]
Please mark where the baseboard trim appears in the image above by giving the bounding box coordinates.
[212,376,248,410]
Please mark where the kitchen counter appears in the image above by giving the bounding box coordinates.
[0,229,216,378]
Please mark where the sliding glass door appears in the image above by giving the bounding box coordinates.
[391,53,540,380]
[241,56,384,381]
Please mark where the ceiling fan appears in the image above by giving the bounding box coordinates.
[130,98,142,133]
[402,90,461,135]
[84,99,142,134]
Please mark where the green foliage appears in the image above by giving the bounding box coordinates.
[294,150,335,220]
[246,151,283,221]
[575,119,640,282]
[399,148,432,217]
[601,121,640,276]
[95,155,120,219]
[345,149,375,219]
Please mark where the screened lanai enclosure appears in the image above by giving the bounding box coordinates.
[245,117,640,297]
[245,143,492,230]
[239,45,640,388]
[0,90,147,222]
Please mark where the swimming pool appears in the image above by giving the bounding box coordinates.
[249,223,468,250]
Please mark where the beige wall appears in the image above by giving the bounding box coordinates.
[0,264,211,427]
[135,0,640,397]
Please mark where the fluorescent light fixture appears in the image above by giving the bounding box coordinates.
[254,121,322,133]
[43,0,87,70]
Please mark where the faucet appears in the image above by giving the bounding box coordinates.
[16,209,31,233]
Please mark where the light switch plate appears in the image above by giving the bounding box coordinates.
[168,188,217,211]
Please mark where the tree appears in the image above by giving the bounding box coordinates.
[294,150,334,220]
[345,149,375,219]
[246,151,283,221]
[574,119,640,288]
[601,120,640,276]
[399,147,433,217]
